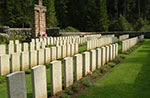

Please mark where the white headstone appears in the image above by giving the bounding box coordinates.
[64,57,73,88]
[6,71,27,98]
[21,52,29,71]
[0,55,10,75]
[32,65,47,98]
[29,51,37,68]
[37,49,44,65]
[11,53,20,72]
[75,54,82,81]
[50,61,62,95]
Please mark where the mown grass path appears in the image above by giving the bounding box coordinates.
[78,39,150,98]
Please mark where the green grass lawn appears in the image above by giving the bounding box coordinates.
[78,39,150,98]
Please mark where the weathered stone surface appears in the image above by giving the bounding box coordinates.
[0,45,6,54]
[21,52,29,71]
[31,39,35,43]
[109,45,113,61]
[90,50,96,71]
[83,52,90,76]
[30,42,35,51]
[33,0,46,37]
[96,48,101,69]
[11,53,20,72]
[44,48,50,64]
[64,57,73,88]
[56,46,61,59]
[23,43,29,52]
[70,44,74,56]
[106,46,109,63]
[87,41,90,50]
[112,44,116,59]
[50,38,54,45]
[0,55,10,75]
[30,51,37,68]
[8,44,14,54]
[75,54,82,81]
[6,71,27,98]
[66,45,71,57]
[50,61,62,95]
[41,41,45,49]
[15,40,19,44]
[15,44,22,53]
[74,43,78,54]
[51,47,56,61]
[32,65,47,98]
[101,47,106,66]
[36,42,40,50]
[9,40,14,44]
[37,49,44,65]
[115,43,118,57]
[61,45,66,58]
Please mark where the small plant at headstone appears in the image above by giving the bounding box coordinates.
[108,62,116,67]
[25,69,31,74]
[113,57,121,64]
[0,76,6,84]
[81,77,92,87]
[45,64,50,69]
[60,93,70,98]
[65,88,73,95]
[91,70,101,78]
[72,82,79,92]
[101,66,107,73]
[120,55,126,59]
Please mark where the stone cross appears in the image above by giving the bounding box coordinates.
[33,0,46,37]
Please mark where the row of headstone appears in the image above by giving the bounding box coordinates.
[55,37,87,46]
[122,35,144,53]
[119,34,129,41]
[101,34,115,38]
[6,43,118,97]
[32,36,80,46]
[87,37,117,50]
[0,34,101,56]
[138,35,144,40]
[0,43,78,76]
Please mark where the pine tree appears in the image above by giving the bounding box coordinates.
[96,0,109,31]
[55,0,69,28]
[44,0,58,27]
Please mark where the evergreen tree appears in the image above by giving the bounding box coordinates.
[44,0,58,27]
[55,0,69,28]
[95,0,109,31]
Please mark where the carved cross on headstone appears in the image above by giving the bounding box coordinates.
[33,0,47,37]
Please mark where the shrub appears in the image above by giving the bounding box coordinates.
[101,66,107,73]
[91,70,101,78]
[45,64,50,69]
[72,82,79,92]
[81,77,92,87]
[65,88,73,95]
[0,76,6,84]
[113,56,124,64]
[120,55,126,59]
[60,26,79,32]
[108,62,116,67]
[60,93,70,98]
[0,35,9,44]
[25,69,31,74]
